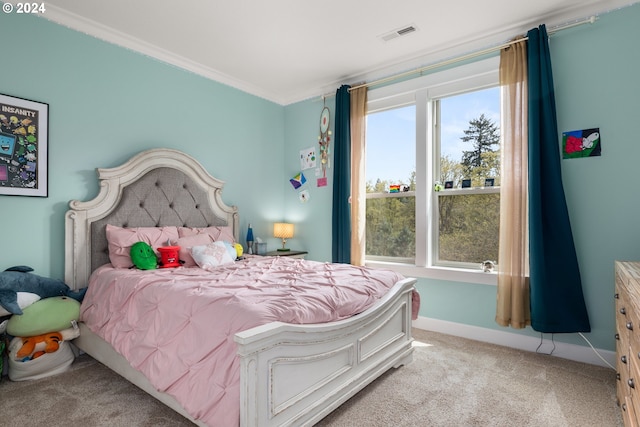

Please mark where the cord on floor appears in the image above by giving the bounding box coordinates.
[579,332,615,370]
[535,332,615,370]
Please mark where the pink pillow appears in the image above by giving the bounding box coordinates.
[178,226,235,243]
[173,234,215,267]
[106,224,179,268]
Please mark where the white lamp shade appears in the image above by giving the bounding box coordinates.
[273,223,294,239]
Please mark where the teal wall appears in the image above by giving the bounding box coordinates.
[2,4,638,353]
[283,97,336,260]
[0,12,285,280]
[285,4,640,351]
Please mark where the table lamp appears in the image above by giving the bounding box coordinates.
[273,222,294,251]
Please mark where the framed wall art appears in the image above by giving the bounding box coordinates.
[0,94,49,197]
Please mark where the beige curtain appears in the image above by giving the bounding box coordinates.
[495,38,531,329]
[350,86,368,266]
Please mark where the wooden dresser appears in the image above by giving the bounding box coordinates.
[616,261,640,426]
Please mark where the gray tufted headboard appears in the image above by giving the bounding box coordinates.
[65,149,239,290]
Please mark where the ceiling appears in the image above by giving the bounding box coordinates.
[39,0,634,105]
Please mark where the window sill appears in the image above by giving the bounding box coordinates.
[365,261,498,286]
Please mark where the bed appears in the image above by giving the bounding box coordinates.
[64,148,418,427]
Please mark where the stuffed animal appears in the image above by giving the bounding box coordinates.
[0,292,40,316]
[130,242,158,270]
[7,296,81,337]
[11,326,79,361]
[16,332,63,359]
[0,266,87,315]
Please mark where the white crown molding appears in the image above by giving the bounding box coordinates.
[38,1,637,106]
[413,316,616,369]
[39,5,286,104]
[292,0,637,104]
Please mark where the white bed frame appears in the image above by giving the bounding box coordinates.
[64,148,417,427]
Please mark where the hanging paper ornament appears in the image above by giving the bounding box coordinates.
[318,102,332,179]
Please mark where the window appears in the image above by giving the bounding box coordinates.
[365,57,500,283]
[365,105,416,264]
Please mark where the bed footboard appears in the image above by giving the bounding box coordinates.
[234,277,416,427]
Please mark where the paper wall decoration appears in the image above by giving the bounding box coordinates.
[290,172,306,189]
[318,105,331,178]
[562,128,601,159]
[300,147,316,170]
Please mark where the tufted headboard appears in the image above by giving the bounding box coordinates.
[65,148,239,290]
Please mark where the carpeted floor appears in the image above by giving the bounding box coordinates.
[0,329,622,427]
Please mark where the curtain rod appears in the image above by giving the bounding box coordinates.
[322,15,597,98]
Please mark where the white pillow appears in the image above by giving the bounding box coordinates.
[191,241,235,270]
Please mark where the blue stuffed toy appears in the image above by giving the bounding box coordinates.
[0,266,87,315]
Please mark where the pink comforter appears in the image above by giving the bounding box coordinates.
[80,256,410,427]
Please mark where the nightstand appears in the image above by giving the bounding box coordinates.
[265,250,308,259]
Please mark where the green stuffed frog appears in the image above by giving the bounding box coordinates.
[130,242,158,270]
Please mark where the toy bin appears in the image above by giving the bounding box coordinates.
[7,337,74,381]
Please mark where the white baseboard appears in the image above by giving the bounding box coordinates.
[412,316,616,369]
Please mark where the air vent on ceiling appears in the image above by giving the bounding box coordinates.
[379,24,418,42]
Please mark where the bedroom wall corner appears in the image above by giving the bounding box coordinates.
[0,11,286,280]
[283,97,336,262]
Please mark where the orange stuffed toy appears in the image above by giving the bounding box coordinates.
[16,332,63,359]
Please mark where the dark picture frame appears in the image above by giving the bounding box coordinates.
[0,94,48,197]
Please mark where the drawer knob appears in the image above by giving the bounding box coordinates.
[629,378,635,389]
[622,355,628,364]
[620,307,627,315]
[627,321,634,331]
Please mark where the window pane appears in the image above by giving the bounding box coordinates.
[438,193,499,263]
[366,105,415,187]
[439,87,500,188]
[366,105,416,260]
[366,194,415,259]
[436,86,500,267]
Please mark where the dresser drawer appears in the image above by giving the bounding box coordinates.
[620,338,631,404]
[616,261,640,427]
[628,354,640,426]
[624,395,639,427]
[617,285,632,330]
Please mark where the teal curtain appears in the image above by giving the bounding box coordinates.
[332,85,351,263]
[527,25,590,333]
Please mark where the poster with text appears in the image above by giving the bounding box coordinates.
[0,94,49,196]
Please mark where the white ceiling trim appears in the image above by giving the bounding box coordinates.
[332,0,637,99]
[41,4,281,103]
[41,1,636,106]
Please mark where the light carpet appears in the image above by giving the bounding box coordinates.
[0,329,622,426]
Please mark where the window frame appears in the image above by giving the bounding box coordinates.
[365,56,499,285]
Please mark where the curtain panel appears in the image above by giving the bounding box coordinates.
[332,85,352,264]
[527,25,590,333]
[350,86,367,266]
[496,37,531,329]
